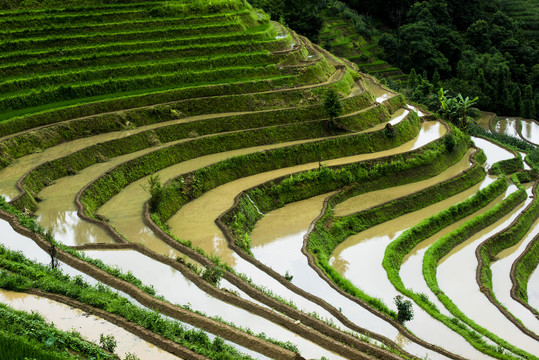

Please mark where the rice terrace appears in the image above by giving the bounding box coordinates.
[0,0,538,359]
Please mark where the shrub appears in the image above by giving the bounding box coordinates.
[99,334,117,353]
[394,295,414,324]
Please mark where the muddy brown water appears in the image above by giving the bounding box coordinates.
[491,218,539,334]
[250,193,451,359]
[334,147,475,216]
[0,289,181,360]
[168,121,445,264]
[520,118,539,145]
[97,107,410,258]
[400,176,498,302]
[437,186,539,354]
[330,176,494,359]
[477,112,496,130]
[0,218,270,360]
[0,111,247,200]
[363,77,395,103]
[82,249,347,360]
[35,144,166,247]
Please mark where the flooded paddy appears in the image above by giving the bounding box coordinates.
[399,176,498,301]
[250,193,451,359]
[334,148,475,216]
[471,136,514,170]
[0,289,181,360]
[169,121,445,264]
[437,187,539,354]
[520,118,539,145]
[491,218,539,334]
[528,266,539,311]
[330,178,496,359]
[83,249,348,360]
[494,117,520,138]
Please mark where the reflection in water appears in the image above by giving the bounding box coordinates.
[329,180,498,359]
[491,217,539,334]
[0,290,181,360]
[38,210,112,246]
[169,121,446,265]
[83,249,347,360]
[363,77,394,103]
[437,187,539,354]
[471,136,513,170]
[495,117,520,138]
[400,177,501,315]
[411,122,443,149]
[520,119,539,145]
[528,264,539,312]
[251,194,459,359]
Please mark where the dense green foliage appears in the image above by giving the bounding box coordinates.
[361,0,539,118]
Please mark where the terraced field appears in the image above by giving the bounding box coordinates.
[501,0,539,40]
[0,1,538,360]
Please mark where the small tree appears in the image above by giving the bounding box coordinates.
[324,88,343,121]
[394,295,414,324]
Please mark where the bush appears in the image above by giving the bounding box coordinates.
[394,295,414,324]
[99,334,117,353]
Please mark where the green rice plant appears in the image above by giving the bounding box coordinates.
[0,64,284,113]
[0,304,115,359]
[421,188,532,359]
[0,245,258,360]
[478,175,539,291]
[153,111,421,224]
[0,21,275,53]
[0,69,351,132]
[0,25,280,64]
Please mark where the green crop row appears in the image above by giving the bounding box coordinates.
[302,132,470,316]
[478,176,539,291]
[222,113,436,253]
[0,72,356,173]
[0,37,288,92]
[2,18,246,42]
[0,21,275,53]
[0,24,279,65]
[0,303,116,360]
[0,20,246,53]
[0,63,284,113]
[513,234,539,303]
[0,1,161,16]
[0,7,254,32]
[152,111,421,226]
[381,175,534,359]
[0,8,146,28]
[0,33,270,79]
[489,155,523,176]
[77,120,346,218]
[0,244,257,360]
[15,97,372,209]
[423,187,532,359]
[0,0,248,17]
[0,11,258,41]
[0,68,353,135]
